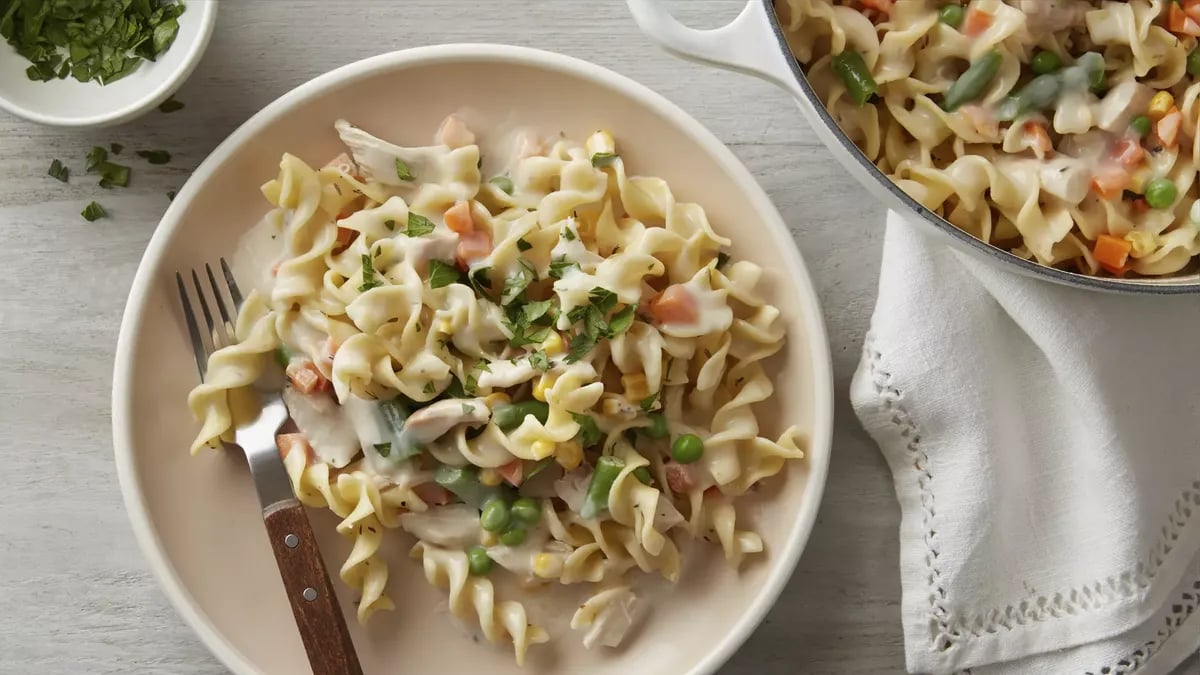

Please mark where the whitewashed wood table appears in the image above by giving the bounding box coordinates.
[0,1,1192,674]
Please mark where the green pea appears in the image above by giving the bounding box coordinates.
[499,527,527,546]
[1145,178,1178,209]
[937,4,964,27]
[480,499,511,532]
[492,400,550,432]
[1030,51,1061,76]
[671,434,704,464]
[510,497,541,526]
[643,413,669,439]
[467,545,493,575]
[1188,48,1200,76]
[633,466,654,485]
[1129,115,1151,138]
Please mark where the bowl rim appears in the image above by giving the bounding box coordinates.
[111,43,835,675]
[757,0,1200,294]
[0,0,219,128]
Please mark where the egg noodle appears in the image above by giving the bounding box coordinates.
[776,0,1200,276]
[186,114,804,663]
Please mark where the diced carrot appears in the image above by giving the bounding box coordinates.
[436,114,476,150]
[648,284,699,325]
[963,8,993,36]
[455,230,493,269]
[333,226,358,254]
[665,463,696,494]
[1169,3,1200,35]
[861,0,892,14]
[1090,167,1130,200]
[413,482,455,507]
[1023,121,1054,158]
[1131,197,1150,213]
[285,360,330,394]
[1111,138,1145,167]
[1093,233,1133,270]
[276,433,313,463]
[497,459,524,487]
[1157,109,1183,148]
[444,200,474,234]
[1187,0,1200,22]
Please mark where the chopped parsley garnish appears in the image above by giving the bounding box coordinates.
[489,175,514,194]
[158,96,184,113]
[462,372,479,396]
[562,287,633,363]
[374,442,392,458]
[402,213,434,237]
[461,403,475,415]
[590,152,618,168]
[395,157,415,181]
[716,251,731,269]
[85,146,108,172]
[358,254,383,291]
[572,413,603,447]
[167,190,176,200]
[384,219,396,231]
[47,159,68,182]
[97,161,130,188]
[548,255,578,280]
[469,267,493,298]
[81,201,106,221]
[423,381,436,395]
[3,0,186,85]
[562,227,577,241]
[136,149,171,164]
[522,299,553,324]
[516,237,532,252]
[428,259,460,289]
[529,350,550,372]
[500,260,537,305]
[607,304,635,336]
[109,143,124,154]
[640,392,658,413]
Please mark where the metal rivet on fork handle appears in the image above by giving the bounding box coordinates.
[284,533,299,548]
[303,587,318,602]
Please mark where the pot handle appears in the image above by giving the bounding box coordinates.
[626,0,800,95]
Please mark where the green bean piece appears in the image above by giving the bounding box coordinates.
[377,398,423,461]
[671,434,705,464]
[480,499,511,532]
[579,455,626,519]
[467,545,493,575]
[499,527,527,546]
[1031,50,1061,75]
[633,466,654,485]
[995,73,1062,121]
[510,497,541,526]
[1189,48,1200,76]
[831,50,878,107]
[1145,178,1178,209]
[942,50,1002,111]
[643,413,669,439]
[937,4,964,28]
[492,400,550,431]
[1130,115,1151,138]
[273,345,291,368]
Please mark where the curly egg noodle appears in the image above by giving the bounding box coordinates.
[776,0,1200,277]
[185,114,804,663]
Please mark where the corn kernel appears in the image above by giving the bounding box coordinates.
[531,440,556,459]
[1129,167,1152,194]
[437,318,454,333]
[621,373,650,402]
[1149,92,1175,120]
[601,397,624,416]
[533,553,563,579]
[556,440,583,471]
[541,331,565,356]
[485,392,510,408]
[481,532,499,547]
[1124,231,1157,258]
[479,468,503,486]
[585,129,616,156]
[533,374,558,402]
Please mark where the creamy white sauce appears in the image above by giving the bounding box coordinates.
[281,386,363,468]
[399,504,481,548]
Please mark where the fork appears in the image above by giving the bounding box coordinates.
[177,259,363,675]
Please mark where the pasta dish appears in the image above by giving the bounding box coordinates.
[185,113,804,663]
[776,0,1200,277]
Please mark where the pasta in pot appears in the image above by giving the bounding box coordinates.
[186,114,805,663]
[776,0,1200,277]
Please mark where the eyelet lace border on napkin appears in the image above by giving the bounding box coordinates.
[865,338,1200,671]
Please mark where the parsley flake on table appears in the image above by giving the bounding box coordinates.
[158,96,184,113]
[1,0,187,85]
[136,150,171,164]
[47,159,69,182]
[81,201,106,221]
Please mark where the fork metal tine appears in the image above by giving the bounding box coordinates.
[176,272,209,379]
[191,270,218,352]
[221,258,244,309]
[205,263,232,347]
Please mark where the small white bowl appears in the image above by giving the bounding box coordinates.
[0,0,217,128]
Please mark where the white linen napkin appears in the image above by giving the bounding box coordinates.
[850,212,1200,675]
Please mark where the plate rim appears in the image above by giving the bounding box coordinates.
[111,42,835,675]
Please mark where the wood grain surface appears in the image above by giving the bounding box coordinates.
[262,501,363,675]
[0,1,1193,674]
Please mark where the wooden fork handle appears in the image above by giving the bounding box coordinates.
[263,499,364,675]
